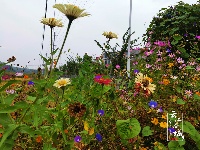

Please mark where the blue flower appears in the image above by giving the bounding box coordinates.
[74,135,81,142]
[95,133,102,142]
[168,127,176,133]
[166,48,171,53]
[148,100,158,108]
[98,110,105,116]
[28,81,34,85]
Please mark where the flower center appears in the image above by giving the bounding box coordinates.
[74,106,81,113]
[142,79,149,87]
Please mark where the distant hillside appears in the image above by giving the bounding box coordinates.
[0,62,38,74]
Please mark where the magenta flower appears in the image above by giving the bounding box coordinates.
[154,41,166,47]
[115,65,120,69]
[195,35,200,40]
[2,75,10,80]
[105,64,110,68]
[144,50,153,56]
[196,66,200,71]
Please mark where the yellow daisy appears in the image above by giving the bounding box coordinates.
[40,18,63,28]
[102,31,118,39]
[53,4,90,21]
[160,122,167,128]
[53,78,71,88]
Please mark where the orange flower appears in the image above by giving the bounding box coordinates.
[162,114,167,120]
[24,75,29,79]
[196,91,200,96]
[160,122,167,128]
[36,135,42,143]
[0,133,3,138]
[163,79,170,85]
[151,118,159,125]
[140,147,147,150]
[64,129,68,134]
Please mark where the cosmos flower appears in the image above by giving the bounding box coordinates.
[95,133,103,142]
[115,65,120,69]
[185,90,192,97]
[151,118,159,125]
[1,75,10,80]
[102,31,118,39]
[40,18,63,28]
[53,78,71,88]
[94,75,112,85]
[97,110,105,116]
[159,122,167,128]
[148,100,158,108]
[154,41,166,47]
[177,57,184,64]
[195,35,200,40]
[6,89,15,94]
[53,4,90,21]
[74,135,81,142]
[135,73,156,94]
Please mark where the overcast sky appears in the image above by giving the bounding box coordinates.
[0,0,198,69]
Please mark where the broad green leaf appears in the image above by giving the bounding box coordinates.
[0,101,28,113]
[3,94,18,105]
[19,124,36,137]
[185,66,195,70]
[0,114,12,126]
[193,94,200,100]
[178,139,185,146]
[36,96,48,104]
[142,126,153,136]
[27,96,36,101]
[116,118,141,139]
[173,35,182,41]
[0,124,19,148]
[168,141,184,150]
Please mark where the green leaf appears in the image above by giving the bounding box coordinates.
[0,124,19,148]
[185,66,195,70]
[50,48,59,55]
[177,99,185,105]
[178,139,185,146]
[102,85,111,94]
[3,94,18,105]
[116,118,141,139]
[193,94,200,100]
[168,141,184,150]
[27,96,36,101]
[0,114,12,127]
[36,96,48,104]
[0,101,29,113]
[142,126,153,136]
[19,124,36,137]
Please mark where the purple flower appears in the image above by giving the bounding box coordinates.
[148,100,158,108]
[94,75,102,80]
[154,41,166,47]
[98,110,105,116]
[157,107,163,113]
[184,33,188,37]
[168,127,176,133]
[196,35,200,40]
[2,75,10,80]
[28,81,34,85]
[95,133,102,142]
[134,69,139,74]
[166,48,171,53]
[116,65,120,69]
[74,135,81,142]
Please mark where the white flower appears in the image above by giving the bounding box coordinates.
[15,72,23,77]
[53,78,71,88]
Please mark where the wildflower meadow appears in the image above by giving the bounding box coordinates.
[0,1,200,150]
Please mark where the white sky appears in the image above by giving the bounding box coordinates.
[0,0,198,69]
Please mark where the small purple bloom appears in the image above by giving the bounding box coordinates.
[184,33,188,37]
[28,81,34,85]
[168,127,176,133]
[95,75,102,80]
[196,35,200,40]
[148,100,158,108]
[134,69,139,74]
[95,133,102,142]
[98,110,105,116]
[166,48,171,53]
[157,107,163,113]
[2,75,10,80]
[74,135,81,142]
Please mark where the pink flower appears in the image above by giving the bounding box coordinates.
[6,89,15,94]
[167,40,172,48]
[145,42,151,48]
[146,64,152,68]
[154,41,166,47]
[133,47,140,51]
[185,90,192,97]
[168,53,175,58]
[144,50,153,56]
[177,57,184,64]
[105,64,110,68]
[196,66,200,71]
[15,72,23,77]
[116,65,120,69]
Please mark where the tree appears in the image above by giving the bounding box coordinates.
[143,1,200,61]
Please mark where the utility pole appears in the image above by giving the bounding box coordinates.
[127,0,132,77]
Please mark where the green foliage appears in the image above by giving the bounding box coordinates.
[144,1,200,60]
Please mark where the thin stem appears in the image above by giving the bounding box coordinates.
[48,27,54,78]
[54,20,73,68]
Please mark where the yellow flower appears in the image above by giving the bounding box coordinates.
[140,147,147,150]
[53,4,90,21]
[53,78,71,88]
[151,118,159,125]
[160,122,167,128]
[102,31,118,39]
[88,128,94,135]
[41,18,63,28]
[162,114,167,120]
[84,121,89,131]
[168,63,174,68]
[163,79,170,85]
[135,73,156,94]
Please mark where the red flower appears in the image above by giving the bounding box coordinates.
[36,135,42,143]
[94,75,112,85]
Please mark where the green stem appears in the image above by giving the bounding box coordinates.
[54,20,73,69]
[48,27,54,78]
